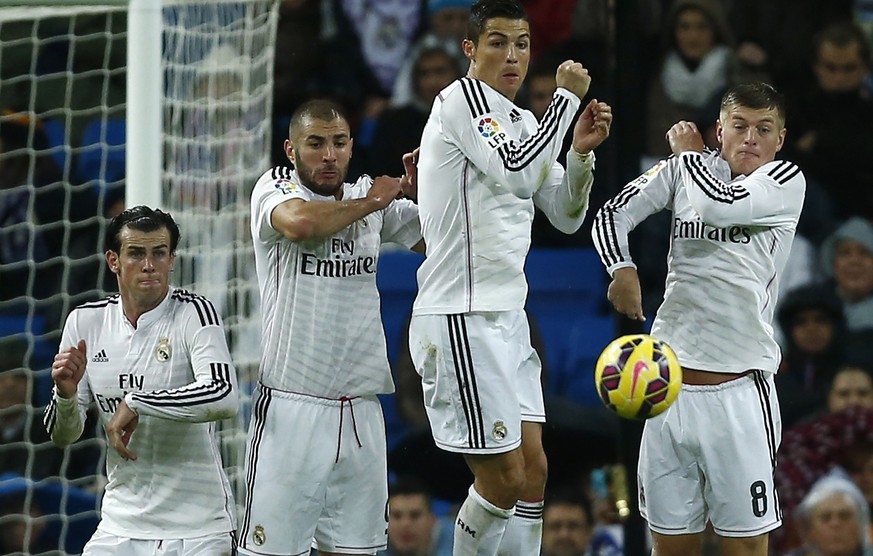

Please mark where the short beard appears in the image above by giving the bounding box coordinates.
[294,149,344,197]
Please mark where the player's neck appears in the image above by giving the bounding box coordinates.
[120,287,169,328]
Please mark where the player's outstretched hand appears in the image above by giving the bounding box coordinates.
[52,339,87,399]
[666,120,705,155]
[400,147,419,201]
[607,267,646,322]
[106,400,139,461]
[573,99,612,154]
[369,176,403,209]
[555,60,591,101]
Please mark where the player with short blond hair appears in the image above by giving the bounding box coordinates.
[593,82,806,556]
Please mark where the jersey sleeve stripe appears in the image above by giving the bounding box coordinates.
[593,184,640,266]
[131,362,233,407]
[496,95,569,171]
[43,401,57,434]
[685,154,751,203]
[768,161,801,184]
[460,78,487,118]
[171,290,220,327]
[471,79,491,113]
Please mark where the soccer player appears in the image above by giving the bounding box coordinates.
[44,205,240,555]
[592,82,806,556]
[407,0,612,554]
[238,99,423,556]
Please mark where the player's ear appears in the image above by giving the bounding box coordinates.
[715,119,724,145]
[462,39,476,60]
[105,250,119,275]
[776,127,786,152]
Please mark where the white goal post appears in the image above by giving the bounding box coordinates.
[0,1,277,553]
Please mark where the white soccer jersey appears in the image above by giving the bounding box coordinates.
[413,78,595,314]
[593,150,806,373]
[250,167,421,396]
[43,288,239,539]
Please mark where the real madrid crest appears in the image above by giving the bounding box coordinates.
[253,525,266,546]
[155,338,172,362]
[492,420,507,441]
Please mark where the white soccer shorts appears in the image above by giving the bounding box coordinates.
[238,385,388,556]
[638,370,782,537]
[83,529,235,555]
[408,310,545,455]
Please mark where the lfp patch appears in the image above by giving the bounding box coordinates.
[274,179,298,194]
[478,117,500,138]
[644,159,667,178]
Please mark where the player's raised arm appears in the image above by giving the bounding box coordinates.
[533,99,612,233]
[45,327,91,447]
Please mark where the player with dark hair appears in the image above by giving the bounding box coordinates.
[45,205,239,555]
[593,82,806,555]
[407,0,612,553]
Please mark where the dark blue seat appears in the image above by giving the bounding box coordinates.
[559,315,618,406]
[524,248,609,380]
[376,249,424,365]
[77,118,126,185]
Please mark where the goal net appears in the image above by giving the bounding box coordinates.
[0,0,277,552]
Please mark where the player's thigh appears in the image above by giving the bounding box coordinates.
[408,311,535,454]
[82,530,148,556]
[700,372,781,538]
[313,397,388,555]
[637,396,707,535]
[238,388,339,555]
[651,531,703,556]
[180,532,236,556]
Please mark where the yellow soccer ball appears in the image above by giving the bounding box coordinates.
[594,334,682,420]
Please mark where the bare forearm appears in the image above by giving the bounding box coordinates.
[275,197,381,242]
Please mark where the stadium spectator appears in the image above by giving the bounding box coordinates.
[379,476,453,556]
[366,44,461,178]
[785,474,873,556]
[775,283,848,428]
[643,0,769,158]
[784,21,873,220]
[820,217,873,332]
[390,0,473,107]
[541,484,594,556]
[828,365,873,414]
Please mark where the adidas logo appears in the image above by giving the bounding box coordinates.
[509,109,522,123]
[92,349,109,363]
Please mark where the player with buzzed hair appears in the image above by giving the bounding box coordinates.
[239,98,423,556]
[45,205,240,555]
[593,82,806,555]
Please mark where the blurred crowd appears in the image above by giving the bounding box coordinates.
[1,0,873,554]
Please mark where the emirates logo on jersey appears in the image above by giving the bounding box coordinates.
[477,117,500,138]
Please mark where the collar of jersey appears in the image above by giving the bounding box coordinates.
[118,287,174,330]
